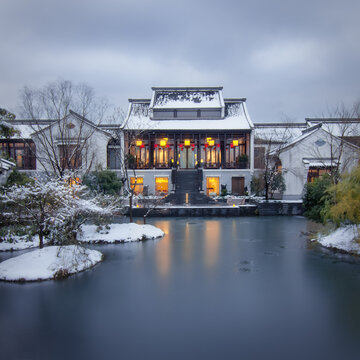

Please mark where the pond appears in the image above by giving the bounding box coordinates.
[1,217,360,360]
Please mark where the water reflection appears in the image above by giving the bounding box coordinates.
[2,217,360,360]
[183,222,192,263]
[154,221,172,279]
[204,220,220,269]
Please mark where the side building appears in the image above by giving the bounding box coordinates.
[254,119,360,199]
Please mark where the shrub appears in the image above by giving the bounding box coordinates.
[83,170,122,195]
[322,166,360,227]
[303,174,332,223]
[250,173,264,196]
[269,172,286,199]
[4,169,33,187]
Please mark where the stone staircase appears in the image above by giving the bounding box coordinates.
[164,170,215,205]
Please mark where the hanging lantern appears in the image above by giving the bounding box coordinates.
[232,140,239,147]
[160,139,167,147]
[136,140,143,147]
[184,139,190,147]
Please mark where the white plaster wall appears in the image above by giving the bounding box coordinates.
[31,115,111,174]
[280,129,360,199]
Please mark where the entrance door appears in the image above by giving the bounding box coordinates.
[179,147,195,169]
[206,177,220,196]
[232,177,245,195]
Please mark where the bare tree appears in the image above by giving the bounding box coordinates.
[254,123,294,200]
[110,102,153,222]
[18,80,110,179]
[307,101,360,184]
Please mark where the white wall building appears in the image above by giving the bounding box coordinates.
[1,87,359,202]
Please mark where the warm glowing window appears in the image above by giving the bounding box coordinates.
[130,177,144,194]
[59,145,82,169]
[206,177,220,196]
[0,141,36,170]
[155,177,169,195]
[307,167,332,183]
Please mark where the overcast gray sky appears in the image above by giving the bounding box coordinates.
[1,0,359,122]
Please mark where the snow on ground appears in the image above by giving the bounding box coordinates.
[79,223,164,244]
[0,245,103,282]
[0,235,42,252]
[315,225,360,254]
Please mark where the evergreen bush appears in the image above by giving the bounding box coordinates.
[83,170,122,195]
[303,174,332,223]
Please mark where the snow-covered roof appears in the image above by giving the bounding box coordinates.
[150,87,224,109]
[124,101,253,131]
[4,111,113,140]
[306,118,360,137]
[124,88,254,131]
[0,158,15,171]
[303,159,339,167]
[0,120,51,139]
[278,124,360,153]
[254,123,306,143]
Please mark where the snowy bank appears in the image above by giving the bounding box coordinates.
[315,225,360,254]
[0,245,103,282]
[79,223,164,244]
[0,236,41,252]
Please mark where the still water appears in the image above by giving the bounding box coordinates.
[1,217,360,360]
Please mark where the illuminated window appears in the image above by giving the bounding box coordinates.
[155,138,173,168]
[206,177,220,196]
[202,137,220,168]
[0,141,36,169]
[59,145,82,169]
[130,177,144,194]
[307,167,332,183]
[155,177,169,195]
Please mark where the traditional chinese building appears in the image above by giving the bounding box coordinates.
[120,87,255,201]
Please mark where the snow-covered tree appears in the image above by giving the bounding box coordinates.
[1,177,119,248]
[0,108,18,140]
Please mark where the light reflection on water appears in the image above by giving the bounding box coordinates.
[1,216,360,360]
[203,220,220,269]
